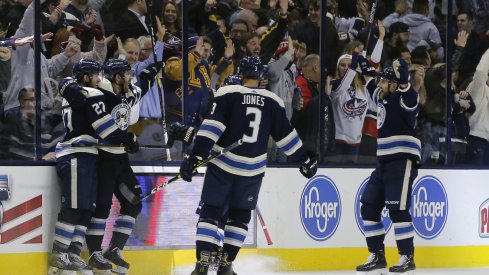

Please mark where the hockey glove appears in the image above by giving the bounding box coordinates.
[299,155,318,179]
[168,122,196,147]
[122,132,139,154]
[139,61,164,85]
[350,52,361,71]
[58,78,88,109]
[358,55,377,77]
[179,153,203,182]
[393,58,409,85]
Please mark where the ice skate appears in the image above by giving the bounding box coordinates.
[389,254,415,274]
[356,250,388,275]
[47,251,78,275]
[87,251,112,275]
[217,252,237,275]
[67,253,93,275]
[190,251,218,275]
[103,247,129,274]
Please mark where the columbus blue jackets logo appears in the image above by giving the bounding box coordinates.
[355,177,392,234]
[343,96,367,120]
[410,176,448,240]
[300,175,341,241]
[111,103,131,130]
[377,104,386,128]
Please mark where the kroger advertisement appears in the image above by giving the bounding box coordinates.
[258,168,489,248]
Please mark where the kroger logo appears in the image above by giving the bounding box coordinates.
[410,176,448,240]
[300,175,341,241]
[479,199,489,238]
[354,177,392,234]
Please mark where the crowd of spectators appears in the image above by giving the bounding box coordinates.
[0,0,488,165]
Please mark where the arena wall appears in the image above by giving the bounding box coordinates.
[0,166,488,274]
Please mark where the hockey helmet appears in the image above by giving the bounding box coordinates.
[238,56,264,80]
[73,59,101,81]
[103,58,132,81]
[379,66,398,83]
[223,74,242,86]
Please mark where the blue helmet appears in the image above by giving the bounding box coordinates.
[223,74,242,86]
[379,66,398,83]
[238,56,264,79]
[73,59,101,81]
[103,58,131,81]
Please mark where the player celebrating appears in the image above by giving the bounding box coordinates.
[179,56,317,275]
[356,58,421,275]
[83,58,162,275]
[50,59,132,275]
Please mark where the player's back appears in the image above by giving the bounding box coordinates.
[200,85,302,177]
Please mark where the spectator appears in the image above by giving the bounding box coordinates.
[449,89,476,163]
[267,36,297,162]
[291,54,335,159]
[6,87,62,160]
[113,0,150,42]
[383,0,444,59]
[160,1,182,40]
[330,53,368,163]
[118,38,141,67]
[465,47,489,164]
[292,0,321,55]
[381,21,410,68]
[455,10,489,87]
[3,2,78,120]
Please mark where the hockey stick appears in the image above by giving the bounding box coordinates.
[147,0,172,159]
[120,139,244,205]
[255,206,273,245]
[59,143,173,150]
[363,0,378,56]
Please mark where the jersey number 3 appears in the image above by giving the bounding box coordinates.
[243,107,262,143]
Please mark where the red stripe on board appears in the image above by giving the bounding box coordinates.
[3,195,42,223]
[23,234,42,244]
[146,176,166,246]
[1,215,42,243]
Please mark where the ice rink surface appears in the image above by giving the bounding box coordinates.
[173,255,489,275]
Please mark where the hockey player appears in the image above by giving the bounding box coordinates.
[356,58,420,275]
[50,59,133,275]
[83,58,163,275]
[179,56,318,275]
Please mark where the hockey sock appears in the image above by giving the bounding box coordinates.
[196,219,221,259]
[69,209,91,255]
[390,210,414,255]
[85,217,106,254]
[222,208,251,261]
[222,220,248,261]
[108,215,135,250]
[360,203,386,252]
[68,225,87,255]
[53,221,76,253]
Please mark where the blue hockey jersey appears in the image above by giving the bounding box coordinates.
[192,85,308,177]
[373,83,422,162]
[55,85,127,158]
[97,80,143,156]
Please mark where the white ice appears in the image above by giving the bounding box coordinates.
[172,255,489,275]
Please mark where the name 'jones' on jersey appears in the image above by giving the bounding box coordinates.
[241,94,265,106]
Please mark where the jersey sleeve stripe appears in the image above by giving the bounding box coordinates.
[196,120,226,142]
[92,115,118,139]
[275,130,303,155]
